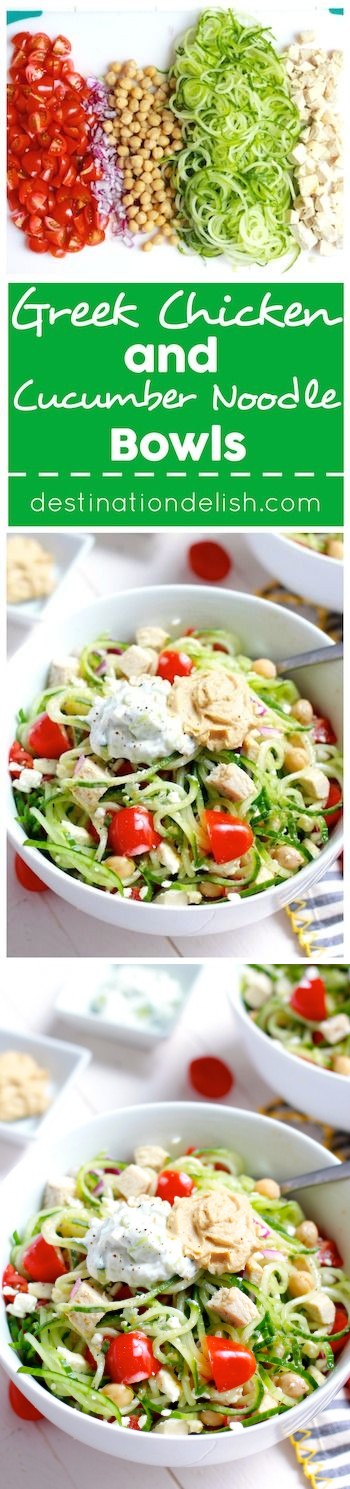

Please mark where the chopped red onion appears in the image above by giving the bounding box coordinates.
[259,728,280,737]
[84,77,131,242]
[69,1277,82,1300]
[93,1180,105,1196]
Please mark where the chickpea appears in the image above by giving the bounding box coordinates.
[275,1373,309,1400]
[117,145,128,158]
[253,658,277,678]
[292,698,313,724]
[142,238,155,251]
[144,65,157,77]
[293,1255,314,1276]
[288,1269,314,1298]
[255,1178,281,1199]
[272,844,304,871]
[201,1411,228,1427]
[169,234,179,245]
[153,233,164,245]
[103,119,114,135]
[199,881,225,900]
[296,1220,318,1248]
[284,745,308,774]
[105,69,117,85]
[327,538,343,560]
[333,1055,350,1075]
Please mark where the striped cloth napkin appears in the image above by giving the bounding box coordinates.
[261,1103,350,1488]
[291,1386,350,1488]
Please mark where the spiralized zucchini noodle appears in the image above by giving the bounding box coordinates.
[10,625,342,906]
[4,1145,350,1434]
[168,9,301,266]
[241,965,350,1075]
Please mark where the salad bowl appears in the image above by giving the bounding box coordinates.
[1,1102,349,1465]
[7,585,343,937]
[231,974,350,1131]
[246,533,343,612]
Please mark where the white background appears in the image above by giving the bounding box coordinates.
[0,960,305,1488]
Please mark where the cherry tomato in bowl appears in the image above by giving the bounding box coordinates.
[202,809,254,864]
[108,807,161,857]
[105,1332,159,1385]
[203,1337,257,1391]
[290,974,327,1023]
[157,651,193,683]
[27,713,70,759]
[22,1234,67,1283]
[156,1170,194,1203]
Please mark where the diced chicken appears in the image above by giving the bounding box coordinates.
[245,1253,264,1285]
[134,1145,170,1171]
[43,1175,77,1208]
[114,1163,156,1200]
[211,1286,259,1328]
[48,656,81,688]
[302,1291,336,1329]
[117,645,158,679]
[136,626,168,651]
[206,762,255,803]
[243,971,272,1010]
[66,1281,110,1341]
[297,767,330,804]
[319,1014,350,1045]
[157,842,181,875]
[70,757,112,815]
[156,1368,181,1401]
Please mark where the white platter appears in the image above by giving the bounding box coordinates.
[7,4,344,283]
[7,534,94,628]
[55,961,199,1046]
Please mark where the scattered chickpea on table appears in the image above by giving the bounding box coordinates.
[103,59,182,249]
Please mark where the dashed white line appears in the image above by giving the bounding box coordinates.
[166,472,186,478]
[70,471,91,477]
[134,471,154,478]
[38,471,58,478]
[326,471,344,478]
[294,471,315,478]
[102,472,122,478]
[198,471,219,478]
[9,472,26,477]
[262,471,283,478]
[230,471,251,478]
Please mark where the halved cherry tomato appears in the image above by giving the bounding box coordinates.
[15,856,49,893]
[201,809,254,864]
[27,236,49,252]
[157,650,193,683]
[318,1238,344,1269]
[105,1332,159,1385]
[130,887,143,901]
[52,36,72,55]
[2,1264,28,1298]
[290,974,327,1023]
[324,779,342,830]
[9,1382,43,1421]
[21,148,43,176]
[25,64,45,84]
[203,1337,257,1391]
[108,807,161,857]
[22,1234,68,1284]
[189,1055,234,1099]
[27,712,70,759]
[312,716,337,745]
[9,740,33,773]
[188,540,231,583]
[128,1418,142,1430]
[156,1171,194,1204]
[330,1305,350,1356]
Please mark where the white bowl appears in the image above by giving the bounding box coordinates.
[1,1102,349,1466]
[0,1026,90,1146]
[232,983,350,1131]
[246,533,343,612]
[7,585,343,938]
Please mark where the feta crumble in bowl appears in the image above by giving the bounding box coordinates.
[1,1103,350,1466]
[7,586,343,937]
[232,965,350,1130]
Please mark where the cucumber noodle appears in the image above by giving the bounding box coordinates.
[290,534,344,557]
[168,8,301,265]
[241,965,350,1073]
[5,1146,350,1433]
[12,626,342,905]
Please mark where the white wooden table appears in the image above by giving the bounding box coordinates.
[0,963,305,1489]
[7,532,301,961]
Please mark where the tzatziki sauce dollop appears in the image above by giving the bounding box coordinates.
[85,1195,197,1288]
[88,675,195,764]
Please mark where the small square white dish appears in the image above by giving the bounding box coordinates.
[7,533,94,628]
[55,962,200,1048]
[0,1026,90,1145]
